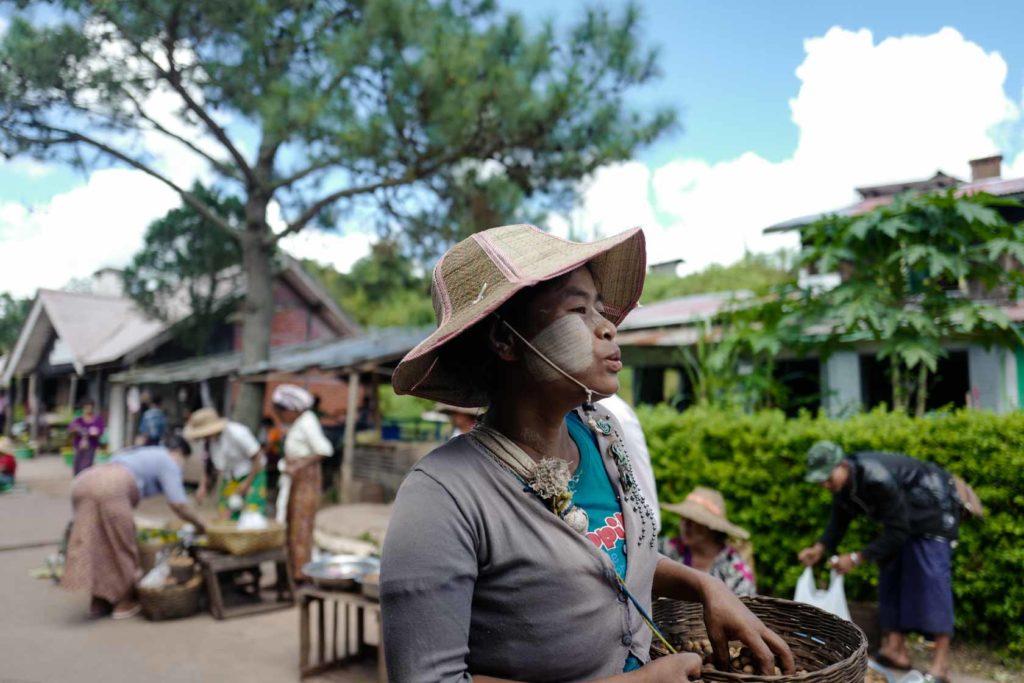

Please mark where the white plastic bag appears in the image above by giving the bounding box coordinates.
[139,549,171,588]
[793,567,851,621]
[237,510,269,530]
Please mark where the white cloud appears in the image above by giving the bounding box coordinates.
[548,162,660,241]
[0,169,179,297]
[559,27,1023,273]
[280,229,375,274]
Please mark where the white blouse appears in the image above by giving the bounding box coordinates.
[284,410,334,459]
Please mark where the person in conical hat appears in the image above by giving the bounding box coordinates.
[380,225,794,681]
[184,407,266,520]
[661,487,756,597]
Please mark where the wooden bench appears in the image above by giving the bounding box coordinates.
[194,546,294,619]
[298,586,385,681]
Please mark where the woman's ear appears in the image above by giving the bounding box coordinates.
[488,317,519,362]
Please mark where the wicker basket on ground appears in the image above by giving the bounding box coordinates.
[651,596,866,683]
[138,575,204,621]
[205,520,286,556]
[138,541,172,573]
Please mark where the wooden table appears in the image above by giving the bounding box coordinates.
[194,546,295,620]
[298,586,385,681]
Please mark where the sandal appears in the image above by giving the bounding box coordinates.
[923,675,949,683]
[111,604,141,620]
[874,653,912,670]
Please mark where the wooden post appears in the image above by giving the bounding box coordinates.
[340,371,360,504]
[108,383,126,451]
[370,370,381,433]
[28,372,39,443]
[68,374,79,412]
[13,376,24,436]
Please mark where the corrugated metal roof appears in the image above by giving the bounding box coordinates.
[111,328,430,385]
[242,327,431,375]
[618,292,750,331]
[765,172,1024,234]
[111,350,246,385]
[3,290,169,380]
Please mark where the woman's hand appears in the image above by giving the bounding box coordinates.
[700,579,795,675]
[637,653,702,682]
[797,543,824,566]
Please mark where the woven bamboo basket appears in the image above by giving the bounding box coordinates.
[138,541,172,573]
[205,521,286,555]
[651,596,867,683]
[138,575,203,621]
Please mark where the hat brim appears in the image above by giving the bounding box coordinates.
[804,471,830,484]
[661,501,750,540]
[182,418,228,441]
[393,227,647,407]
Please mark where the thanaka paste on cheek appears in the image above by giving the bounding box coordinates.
[524,315,594,382]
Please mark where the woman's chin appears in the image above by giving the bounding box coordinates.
[592,376,620,399]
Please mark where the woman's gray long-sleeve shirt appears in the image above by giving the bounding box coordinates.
[380,410,661,683]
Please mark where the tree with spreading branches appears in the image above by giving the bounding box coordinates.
[0,0,675,426]
[121,184,244,354]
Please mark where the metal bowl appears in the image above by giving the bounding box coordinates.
[303,555,380,591]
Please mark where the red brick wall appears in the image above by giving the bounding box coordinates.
[233,280,342,350]
[229,371,365,427]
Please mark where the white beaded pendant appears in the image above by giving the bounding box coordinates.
[564,506,589,534]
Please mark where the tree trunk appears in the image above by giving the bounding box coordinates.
[891,362,904,413]
[233,198,274,430]
[915,364,928,418]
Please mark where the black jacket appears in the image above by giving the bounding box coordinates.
[818,452,959,564]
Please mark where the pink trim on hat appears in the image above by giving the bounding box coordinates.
[686,492,723,516]
[432,252,453,327]
[472,232,522,283]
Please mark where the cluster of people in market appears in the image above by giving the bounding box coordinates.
[60,384,332,618]
[44,224,978,683]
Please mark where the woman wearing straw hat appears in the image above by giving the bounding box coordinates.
[271,384,334,578]
[380,225,793,682]
[435,402,482,439]
[661,487,756,597]
[184,408,266,520]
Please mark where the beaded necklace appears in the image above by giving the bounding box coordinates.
[470,409,656,549]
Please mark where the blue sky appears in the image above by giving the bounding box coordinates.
[510,0,1024,167]
[3,1,1024,294]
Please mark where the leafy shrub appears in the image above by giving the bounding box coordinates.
[638,405,1024,657]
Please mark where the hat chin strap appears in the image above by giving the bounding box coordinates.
[496,316,607,412]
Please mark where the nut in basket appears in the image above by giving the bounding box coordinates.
[651,596,866,682]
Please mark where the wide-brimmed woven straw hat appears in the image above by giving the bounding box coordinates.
[393,224,646,407]
[661,486,750,540]
[182,407,228,440]
[434,402,484,417]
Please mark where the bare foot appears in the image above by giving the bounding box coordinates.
[876,648,913,669]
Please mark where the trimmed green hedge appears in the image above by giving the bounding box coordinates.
[637,405,1024,657]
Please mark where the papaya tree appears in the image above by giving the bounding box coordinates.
[799,191,1024,415]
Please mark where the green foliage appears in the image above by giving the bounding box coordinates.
[641,252,796,305]
[1,0,675,427]
[121,184,243,353]
[0,292,32,354]
[0,0,675,261]
[798,191,1024,413]
[377,383,434,421]
[303,242,434,328]
[639,405,1024,657]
